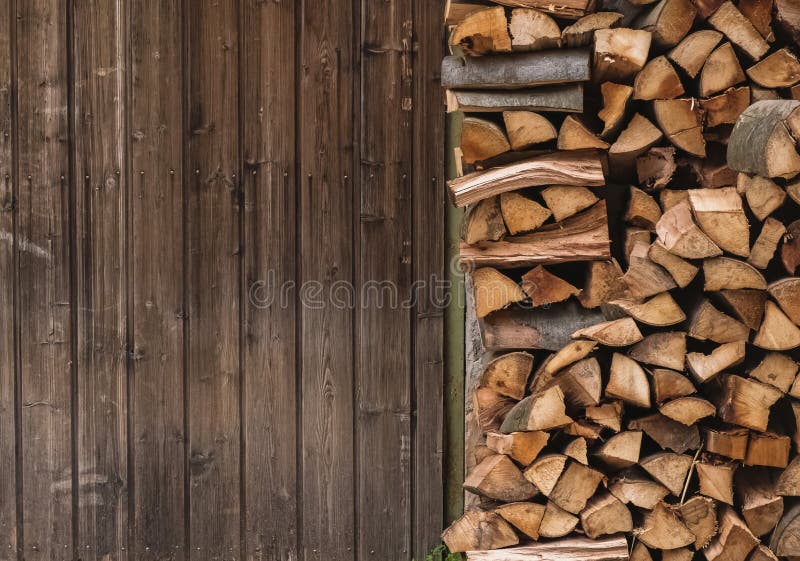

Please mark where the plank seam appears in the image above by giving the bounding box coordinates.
[181,0,191,556]
[294,3,304,560]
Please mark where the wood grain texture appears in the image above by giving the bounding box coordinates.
[441,50,591,89]
[73,0,129,557]
[412,0,446,557]
[358,0,414,559]
[16,1,74,559]
[299,0,356,558]
[240,0,298,560]
[129,0,185,558]
[186,0,241,559]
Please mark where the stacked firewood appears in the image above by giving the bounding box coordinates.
[442,0,800,560]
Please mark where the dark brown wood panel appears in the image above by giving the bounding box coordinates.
[240,1,298,560]
[185,1,241,559]
[72,0,130,557]
[129,0,186,559]
[358,0,415,558]
[15,1,74,559]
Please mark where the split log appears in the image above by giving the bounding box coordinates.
[564,420,604,440]
[653,98,706,158]
[486,430,549,465]
[503,111,557,150]
[564,437,588,464]
[546,357,603,407]
[792,401,800,451]
[631,543,654,561]
[648,241,698,287]
[444,1,487,25]
[686,341,747,383]
[735,467,784,537]
[737,0,774,41]
[474,387,517,432]
[702,87,751,127]
[471,267,526,318]
[652,368,697,403]
[679,496,719,549]
[705,426,749,460]
[634,0,696,48]
[699,42,746,97]
[521,265,581,306]
[689,299,749,344]
[510,8,562,51]
[753,300,800,350]
[740,175,786,221]
[768,277,800,324]
[609,471,670,508]
[460,201,611,268]
[622,242,677,299]
[748,546,778,561]
[637,147,677,191]
[626,186,662,230]
[749,352,798,393]
[746,48,800,88]
[610,113,664,171]
[656,200,723,259]
[593,28,653,83]
[441,50,591,89]
[633,56,685,100]
[465,536,629,561]
[606,293,685,326]
[661,396,716,425]
[449,151,605,207]
[492,0,594,19]
[624,228,651,265]
[776,456,800,495]
[572,317,644,346]
[549,461,606,513]
[704,258,766,291]
[462,117,511,164]
[500,386,573,432]
[660,188,690,211]
[705,506,759,561]
[524,454,568,495]
[688,188,750,257]
[599,82,633,137]
[541,339,597,377]
[494,502,546,540]
[749,219,785,270]
[718,374,783,431]
[691,0,725,19]
[774,0,800,42]
[557,116,609,150]
[499,191,552,235]
[727,100,800,179]
[442,508,519,552]
[628,413,702,453]
[594,430,642,469]
[708,1,770,60]
[607,353,651,408]
[717,290,766,330]
[464,454,539,501]
[585,401,624,432]
[541,186,600,221]
[745,432,791,468]
[446,86,585,113]
[465,197,507,244]
[580,492,633,538]
[578,259,626,308]
[450,6,513,55]
[639,502,696,549]
[562,12,624,47]
[668,30,723,77]
[538,501,580,538]
[697,459,736,504]
[640,452,693,495]
[629,331,686,371]
[481,352,534,399]
[784,219,800,274]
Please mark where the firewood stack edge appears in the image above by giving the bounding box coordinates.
[442,0,800,559]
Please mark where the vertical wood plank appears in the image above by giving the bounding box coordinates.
[15,0,74,558]
[72,0,129,558]
[185,1,241,559]
[411,0,446,557]
[0,0,16,554]
[129,0,185,559]
[357,0,414,559]
[299,0,356,558]
[240,1,297,560]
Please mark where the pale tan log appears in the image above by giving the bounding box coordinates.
[564,420,604,440]
[494,502,547,540]
[719,374,783,431]
[609,473,670,509]
[610,113,663,171]
[580,492,633,538]
[578,259,626,309]
[749,352,797,393]
[593,28,653,83]
[481,351,534,400]
[524,453,567,495]
[606,353,651,408]
[564,437,588,465]
[740,175,786,221]
[668,30,722,77]
[754,300,800,350]
[629,331,686,371]
[749,219,785,270]
[472,267,526,319]
[572,317,643,346]
[626,186,662,231]
[464,454,539,501]
[474,387,517,432]
[697,460,736,504]
[465,535,631,561]
[653,98,706,157]
[450,6,513,55]
[639,502,696,550]
[542,339,597,377]
[628,413,701,453]
[444,1,487,25]
[500,385,573,432]
[634,0,696,48]
[727,100,800,180]
[679,496,719,549]
[746,48,800,88]
[595,430,642,470]
[537,501,580,538]
[660,188,689,211]
[704,258,766,291]
[606,293,685,327]
[550,461,606,514]
[705,427,749,460]
[442,509,519,553]
[557,116,609,151]
[637,147,676,191]
[462,117,512,165]
[622,241,677,299]
[708,1,770,60]
[718,289,767,330]
[653,368,697,403]
[705,506,759,561]
[736,467,784,537]
[689,299,750,343]
[633,56,685,101]
[745,432,790,468]
[562,12,623,47]
[702,87,751,127]
[510,8,562,51]
[640,452,693,496]
[464,197,507,245]
[661,396,716,425]
[521,265,580,307]
[657,200,723,259]
[503,111,557,150]
[486,430,549,465]
[599,82,633,138]
[768,277,800,325]
[647,242,697,288]
[585,401,623,432]
[541,186,600,222]
[624,228,651,266]
[546,357,603,407]
[686,341,746,383]
[492,0,594,19]
[776,456,800,496]
[499,191,552,235]
[699,42,746,97]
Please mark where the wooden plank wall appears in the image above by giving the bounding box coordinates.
[0,1,446,560]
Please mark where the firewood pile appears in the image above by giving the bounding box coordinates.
[441,0,800,560]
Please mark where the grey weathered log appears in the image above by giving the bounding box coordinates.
[441,50,591,90]
[446,86,584,113]
[728,100,800,179]
[466,535,629,561]
[481,302,605,351]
